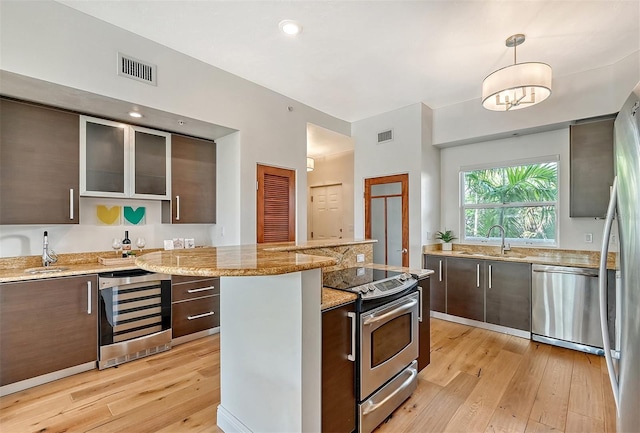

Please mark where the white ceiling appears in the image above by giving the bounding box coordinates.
[56,0,639,154]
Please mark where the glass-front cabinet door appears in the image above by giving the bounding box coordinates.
[131,126,170,199]
[80,116,170,199]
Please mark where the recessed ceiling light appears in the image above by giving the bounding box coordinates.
[129,111,143,118]
[279,20,302,36]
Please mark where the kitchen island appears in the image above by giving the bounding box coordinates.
[135,240,373,433]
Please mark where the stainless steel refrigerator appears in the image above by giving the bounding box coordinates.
[599,84,640,433]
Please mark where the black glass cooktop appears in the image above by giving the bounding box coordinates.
[322,267,403,291]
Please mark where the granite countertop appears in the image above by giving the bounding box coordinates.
[135,245,337,277]
[422,245,616,269]
[0,239,375,283]
[0,251,143,283]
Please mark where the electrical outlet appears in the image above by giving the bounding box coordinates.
[585,233,593,243]
[356,254,365,263]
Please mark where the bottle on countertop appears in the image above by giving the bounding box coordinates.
[122,231,132,257]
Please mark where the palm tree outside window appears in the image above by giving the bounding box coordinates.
[461,158,559,246]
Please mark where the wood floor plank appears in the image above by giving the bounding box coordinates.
[107,370,211,415]
[0,320,617,433]
[443,349,522,433]
[423,327,490,386]
[374,376,443,433]
[458,329,510,377]
[564,410,605,433]
[529,345,574,430]
[484,342,551,433]
[524,419,564,433]
[155,403,219,433]
[402,372,479,433]
[601,371,617,433]
[568,351,605,421]
[86,379,218,432]
[12,401,114,433]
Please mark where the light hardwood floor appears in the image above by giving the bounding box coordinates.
[0,319,615,433]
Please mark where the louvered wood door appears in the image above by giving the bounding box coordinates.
[257,164,296,243]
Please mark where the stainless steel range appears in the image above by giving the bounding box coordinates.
[323,267,420,433]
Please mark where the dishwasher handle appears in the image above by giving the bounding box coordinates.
[532,265,598,278]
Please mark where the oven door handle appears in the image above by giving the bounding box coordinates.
[363,298,418,327]
[361,364,418,416]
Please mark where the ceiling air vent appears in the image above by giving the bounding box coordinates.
[117,53,157,86]
[377,129,393,144]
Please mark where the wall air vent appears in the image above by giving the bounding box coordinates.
[117,52,157,86]
[377,129,393,144]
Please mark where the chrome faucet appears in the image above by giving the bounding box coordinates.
[486,224,511,255]
[42,231,58,267]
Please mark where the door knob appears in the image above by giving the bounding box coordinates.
[401,248,408,254]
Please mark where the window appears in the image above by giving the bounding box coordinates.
[461,158,558,245]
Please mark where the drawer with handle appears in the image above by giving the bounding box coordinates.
[172,295,220,338]
[172,278,220,302]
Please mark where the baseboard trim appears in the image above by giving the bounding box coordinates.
[172,327,220,346]
[217,404,252,433]
[0,361,96,397]
[430,311,531,339]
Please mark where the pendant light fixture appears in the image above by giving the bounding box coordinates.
[482,34,552,111]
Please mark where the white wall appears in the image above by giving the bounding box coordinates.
[307,150,355,239]
[440,128,607,251]
[353,103,440,268]
[0,0,350,257]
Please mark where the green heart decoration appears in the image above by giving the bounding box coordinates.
[124,206,146,225]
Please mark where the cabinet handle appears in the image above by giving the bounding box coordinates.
[70,189,74,220]
[347,312,356,362]
[187,311,215,320]
[176,195,180,221]
[417,286,423,323]
[476,264,480,287]
[87,281,92,314]
[187,285,216,293]
[438,260,442,282]
[488,265,492,289]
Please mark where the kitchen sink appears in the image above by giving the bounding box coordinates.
[24,266,69,274]
[454,251,527,259]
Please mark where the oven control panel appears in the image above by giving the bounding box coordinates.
[357,273,416,299]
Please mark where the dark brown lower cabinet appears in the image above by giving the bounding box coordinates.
[446,258,485,322]
[171,276,220,339]
[0,275,98,386]
[485,261,531,331]
[424,255,446,313]
[417,279,431,372]
[322,302,355,433]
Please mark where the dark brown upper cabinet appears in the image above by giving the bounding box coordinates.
[162,134,216,224]
[570,117,615,218]
[0,98,80,225]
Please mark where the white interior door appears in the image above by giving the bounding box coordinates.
[310,184,343,239]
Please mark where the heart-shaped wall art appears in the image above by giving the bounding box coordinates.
[97,205,121,225]
[124,206,146,225]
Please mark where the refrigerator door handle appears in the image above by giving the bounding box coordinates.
[599,176,619,413]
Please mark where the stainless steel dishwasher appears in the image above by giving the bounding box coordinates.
[531,264,605,355]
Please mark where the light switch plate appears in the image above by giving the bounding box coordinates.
[585,233,593,243]
[356,254,365,262]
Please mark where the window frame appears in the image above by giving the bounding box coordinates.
[459,155,560,247]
